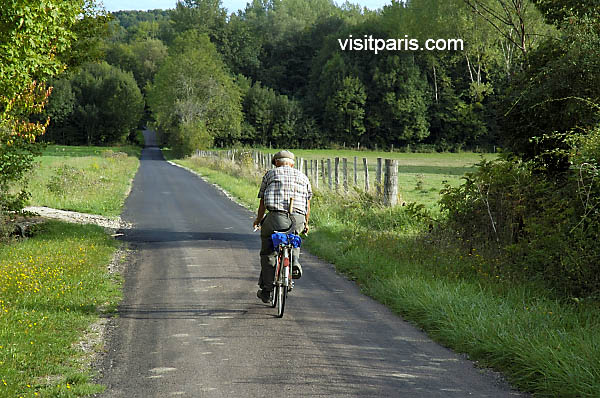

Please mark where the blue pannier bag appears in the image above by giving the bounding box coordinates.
[271,232,302,251]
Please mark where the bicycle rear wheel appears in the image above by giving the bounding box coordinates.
[276,284,286,318]
[270,287,277,308]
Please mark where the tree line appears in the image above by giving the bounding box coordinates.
[37,0,597,159]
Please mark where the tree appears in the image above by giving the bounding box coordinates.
[220,14,262,77]
[325,76,367,144]
[43,79,76,144]
[242,81,276,145]
[106,39,168,92]
[0,0,95,212]
[46,62,144,145]
[147,32,242,155]
[461,0,543,56]
[369,54,431,146]
[499,16,600,171]
[71,62,144,145]
[532,0,600,25]
[170,0,227,44]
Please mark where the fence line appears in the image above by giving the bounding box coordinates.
[193,148,401,206]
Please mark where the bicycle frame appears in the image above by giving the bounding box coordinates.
[274,243,293,290]
[271,241,295,317]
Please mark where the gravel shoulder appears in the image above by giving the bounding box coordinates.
[24,206,132,231]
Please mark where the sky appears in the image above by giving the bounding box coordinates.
[101,0,391,15]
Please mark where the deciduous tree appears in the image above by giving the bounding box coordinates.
[0,0,95,212]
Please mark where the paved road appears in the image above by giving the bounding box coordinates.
[98,130,525,397]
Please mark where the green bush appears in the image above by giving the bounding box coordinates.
[439,147,600,297]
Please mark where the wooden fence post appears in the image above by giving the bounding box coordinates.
[383,159,399,206]
[376,157,383,195]
[304,158,309,176]
[343,158,348,193]
[334,157,340,191]
[321,159,326,187]
[314,160,319,189]
[353,156,358,186]
[327,159,332,190]
[363,158,369,192]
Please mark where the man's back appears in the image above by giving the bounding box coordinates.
[259,165,312,215]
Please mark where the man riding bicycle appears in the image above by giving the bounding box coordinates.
[253,150,312,303]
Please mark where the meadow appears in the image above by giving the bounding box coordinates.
[1,145,140,397]
[26,145,141,217]
[292,149,494,208]
[172,150,600,398]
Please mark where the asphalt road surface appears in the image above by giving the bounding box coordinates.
[98,130,525,397]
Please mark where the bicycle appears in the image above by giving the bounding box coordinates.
[269,229,301,318]
[255,198,303,318]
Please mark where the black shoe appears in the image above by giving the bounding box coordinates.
[257,289,270,303]
[292,263,302,279]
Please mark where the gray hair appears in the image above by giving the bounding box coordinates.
[277,157,294,166]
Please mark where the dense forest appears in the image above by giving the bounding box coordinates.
[40,0,599,158]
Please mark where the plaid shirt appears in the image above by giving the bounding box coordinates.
[258,165,312,215]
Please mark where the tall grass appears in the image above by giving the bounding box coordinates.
[26,145,140,217]
[174,153,600,397]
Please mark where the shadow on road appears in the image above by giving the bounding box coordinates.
[117,228,256,247]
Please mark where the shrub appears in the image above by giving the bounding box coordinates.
[439,146,600,297]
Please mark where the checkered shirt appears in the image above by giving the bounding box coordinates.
[258,165,313,215]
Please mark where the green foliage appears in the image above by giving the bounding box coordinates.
[325,76,367,143]
[170,0,227,43]
[240,79,305,147]
[147,31,242,155]
[440,141,600,297]
[577,125,600,164]
[45,62,144,145]
[371,54,431,145]
[500,16,600,169]
[0,0,84,103]
[533,0,600,25]
[0,1,99,213]
[105,38,168,93]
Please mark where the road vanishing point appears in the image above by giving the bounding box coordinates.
[97,130,526,397]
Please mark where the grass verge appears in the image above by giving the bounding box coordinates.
[26,145,140,217]
[173,154,600,398]
[0,221,123,397]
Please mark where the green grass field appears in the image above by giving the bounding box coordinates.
[26,145,141,217]
[174,150,600,398]
[0,221,123,397]
[0,144,140,397]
